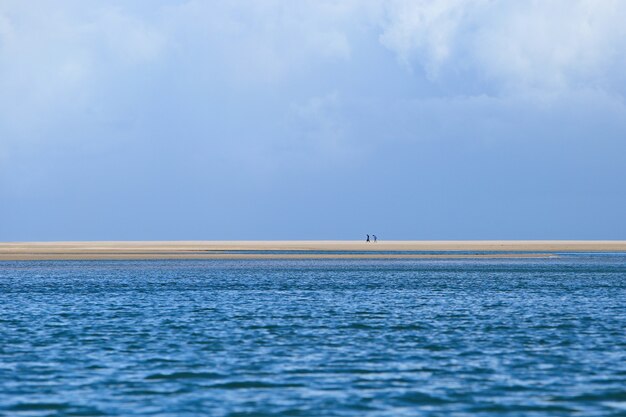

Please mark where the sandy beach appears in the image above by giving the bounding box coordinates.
[1,241,625,261]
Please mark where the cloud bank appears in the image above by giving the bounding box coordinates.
[1,1,625,239]
[379,0,626,94]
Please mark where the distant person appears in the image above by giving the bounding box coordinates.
[366,234,370,242]
[373,235,377,243]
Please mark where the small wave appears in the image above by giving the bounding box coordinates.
[390,324,430,331]
[144,357,183,364]
[284,367,396,375]
[246,324,282,330]
[470,404,577,413]
[145,371,224,380]
[208,381,304,389]
[344,323,379,330]
[549,391,626,402]
[493,383,533,392]
[422,344,448,352]
[395,391,449,405]
[62,407,108,416]
[8,402,69,411]
[125,388,189,396]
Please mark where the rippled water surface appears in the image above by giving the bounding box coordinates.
[1,255,625,416]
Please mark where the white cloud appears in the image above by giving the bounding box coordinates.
[379,0,488,77]
[2,0,626,161]
[379,0,626,94]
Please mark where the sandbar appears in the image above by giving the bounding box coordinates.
[1,241,625,261]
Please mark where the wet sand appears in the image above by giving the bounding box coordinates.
[1,241,625,260]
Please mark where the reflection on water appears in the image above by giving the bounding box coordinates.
[1,256,625,416]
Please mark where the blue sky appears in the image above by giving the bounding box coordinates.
[1,0,626,240]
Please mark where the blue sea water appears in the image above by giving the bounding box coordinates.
[1,255,625,416]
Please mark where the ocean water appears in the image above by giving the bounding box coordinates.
[1,255,625,416]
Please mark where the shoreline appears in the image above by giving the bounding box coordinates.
[1,241,625,261]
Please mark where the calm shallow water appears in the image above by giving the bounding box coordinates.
[1,255,625,416]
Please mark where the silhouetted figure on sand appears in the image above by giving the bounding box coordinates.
[373,235,377,243]
[366,234,370,242]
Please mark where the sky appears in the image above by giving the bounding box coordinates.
[1,0,626,241]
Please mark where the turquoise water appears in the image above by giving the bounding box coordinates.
[1,255,625,416]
